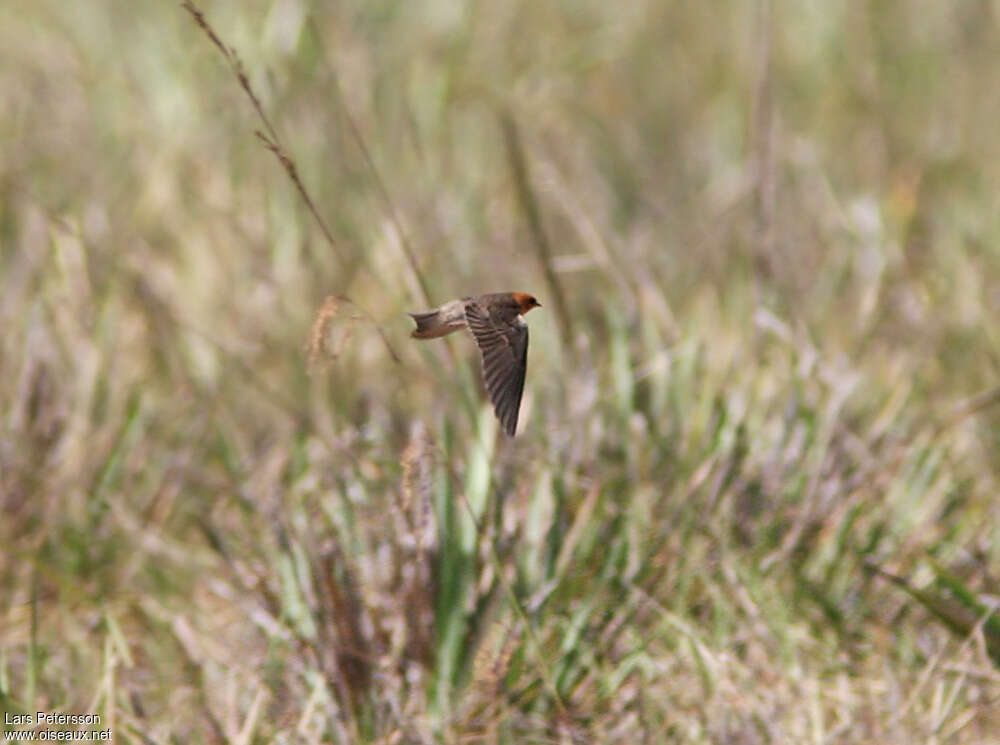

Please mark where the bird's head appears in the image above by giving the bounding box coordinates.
[514,293,542,314]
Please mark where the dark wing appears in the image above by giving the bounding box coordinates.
[464,302,529,437]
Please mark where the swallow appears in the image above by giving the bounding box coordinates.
[409,292,542,437]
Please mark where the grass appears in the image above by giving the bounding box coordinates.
[4,0,1000,742]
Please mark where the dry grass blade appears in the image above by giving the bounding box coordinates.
[307,295,402,370]
[315,544,375,720]
[500,111,573,343]
[937,385,1000,435]
[254,131,346,269]
[751,0,776,287]
[182,0,345,269]
[396,424,437,667]
[332,87,433,310]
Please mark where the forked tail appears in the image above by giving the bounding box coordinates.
[409,310,462,339]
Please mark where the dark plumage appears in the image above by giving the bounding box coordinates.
[409,292,541,436]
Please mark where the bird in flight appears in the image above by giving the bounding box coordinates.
[409,292,542,437]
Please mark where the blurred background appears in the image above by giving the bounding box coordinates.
[3,0,1000,742]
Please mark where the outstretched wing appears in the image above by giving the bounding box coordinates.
[464,302,529,437]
